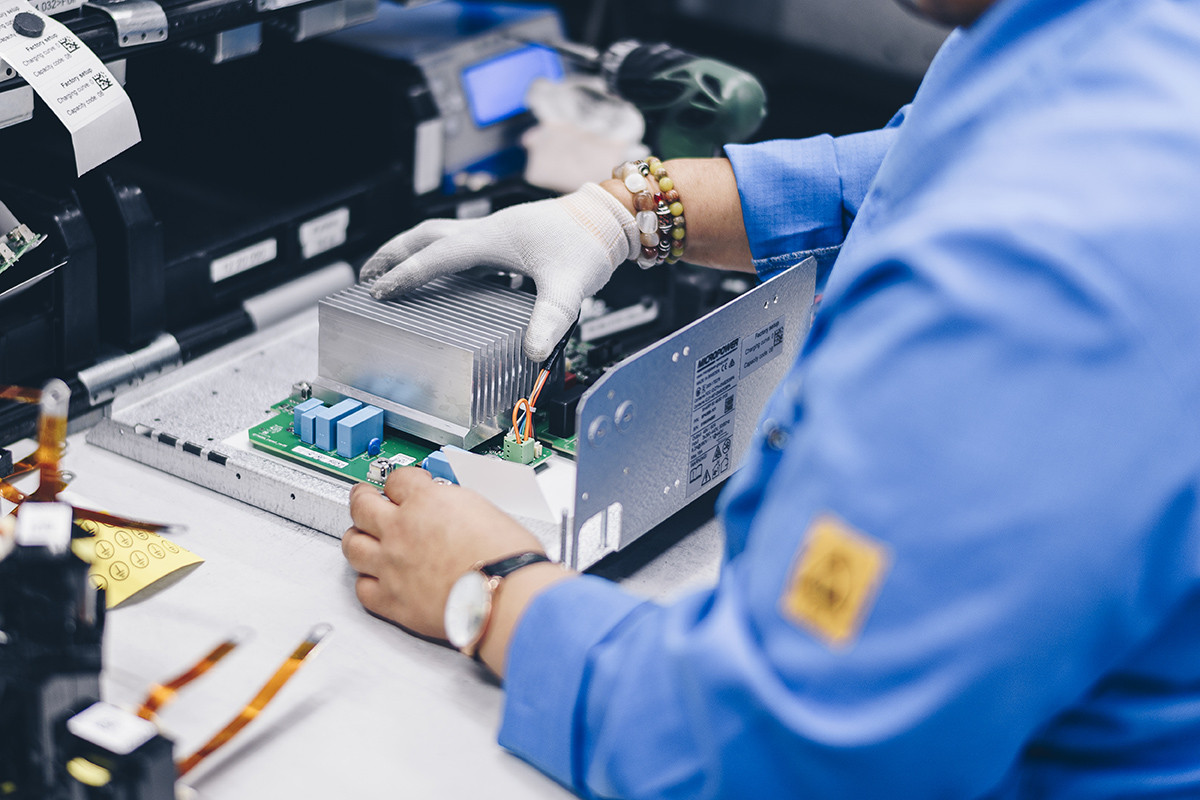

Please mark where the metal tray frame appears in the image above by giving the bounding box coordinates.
[86,259,815,569]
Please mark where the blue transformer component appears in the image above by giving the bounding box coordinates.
[293,398,325,444]
[420,446,463,484]
[313,399,362,451]
[337,406,385,459]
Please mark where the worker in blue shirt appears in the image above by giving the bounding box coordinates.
[340,0,1200,796]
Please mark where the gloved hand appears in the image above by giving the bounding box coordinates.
[360,183,639,362]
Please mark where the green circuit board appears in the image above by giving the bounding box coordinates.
[536,419,577,457]
[248,397,554,486]
[0,227,45,277]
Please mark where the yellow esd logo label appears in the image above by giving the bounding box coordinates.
[781,514,890,649]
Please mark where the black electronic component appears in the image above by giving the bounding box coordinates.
[544,382,588,438]
[0,522,105,798]
[0,183,99,390]
[61,715,177,799]
[586,340,616,370]
[74,173,165,351]
[0,512,178,799]
[0,447,11,479]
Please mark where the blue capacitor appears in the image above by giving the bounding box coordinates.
[366,437,383,457]
[312,399,362,451]
[293,398,325,445]
[337,406,384,458]
[420,446,462,484]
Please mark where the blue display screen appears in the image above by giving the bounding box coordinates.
[461,45,564,127]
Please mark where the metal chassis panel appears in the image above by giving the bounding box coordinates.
[564,259,815,568]
[86,260,815,571]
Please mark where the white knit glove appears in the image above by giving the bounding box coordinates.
[360,183,640,362]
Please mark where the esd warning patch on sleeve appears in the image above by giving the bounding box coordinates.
[781,513,890,649]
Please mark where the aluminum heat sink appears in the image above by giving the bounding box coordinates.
[312,275,539,448]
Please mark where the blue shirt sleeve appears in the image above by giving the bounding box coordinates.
[724,109,905,282]
[499,3,1200,796]
[499,195,1200,797]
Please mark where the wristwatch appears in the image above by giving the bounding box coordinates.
[444,552,552,659]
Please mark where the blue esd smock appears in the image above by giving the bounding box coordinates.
[499,0,1200,796]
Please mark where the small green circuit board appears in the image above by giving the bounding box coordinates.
[248,398,553,486]
[536,419,578,457]
[0,227,46,277]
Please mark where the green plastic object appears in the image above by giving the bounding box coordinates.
[501,431,541,465]
[644,59,767,158]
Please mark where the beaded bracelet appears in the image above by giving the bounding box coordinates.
[612,156,687,268]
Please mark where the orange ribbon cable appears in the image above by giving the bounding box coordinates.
[1,481,25,507]
[176,624,331,777]
[28,379,70,503]
[5,453,39,481]
[0,385,42,404]
[136,631,249,721]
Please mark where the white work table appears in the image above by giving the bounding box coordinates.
[51,430,724,799]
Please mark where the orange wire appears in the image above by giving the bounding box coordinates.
[512,400,528,443]
[512,369,550,444]
[176,624,330,777]
[137,634,245,720]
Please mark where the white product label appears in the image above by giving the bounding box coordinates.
[14,500,73,553]
[299,207,350,260]
[28,0,81,16]
[412,117,444,195]
[741,317,785,377]
[293,445,348,469]
[67,702,157,755]
[210,238,277,283]
[0,0,140,175]
[387,453,416,467]
[687,337,740,497]
[580,300,660,342]
[455,197,491,220]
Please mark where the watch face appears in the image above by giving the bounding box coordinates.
[445,571,492,651]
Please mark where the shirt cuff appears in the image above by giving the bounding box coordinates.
[725,136,846,278]
[499,575,648,788]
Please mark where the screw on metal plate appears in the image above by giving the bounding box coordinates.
[614,401,635,432]
[14,12,45,38]
[587,416,610,447]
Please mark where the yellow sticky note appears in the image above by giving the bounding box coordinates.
[781,514,890,649]
[72,520,202,608]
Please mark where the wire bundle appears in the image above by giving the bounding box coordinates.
[511,317,580,444]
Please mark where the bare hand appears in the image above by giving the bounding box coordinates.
[341,467,546,640]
